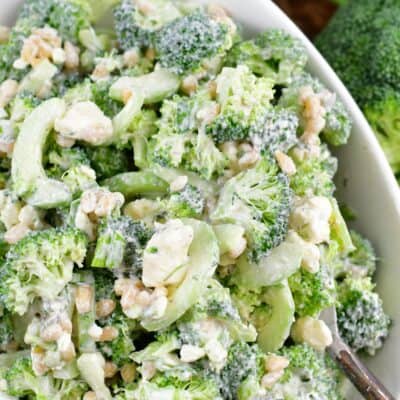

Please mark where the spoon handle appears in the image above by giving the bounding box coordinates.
[328,336,396,400]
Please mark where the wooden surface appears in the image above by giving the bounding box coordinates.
[273,0,337,38]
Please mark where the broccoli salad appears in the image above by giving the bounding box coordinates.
[0,0,390,399]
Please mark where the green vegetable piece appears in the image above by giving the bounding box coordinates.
[256,280,295,352]
[110,69,180,104]
[102,171,169,199]
[18,59,58,95]
[231,232,304,289]
[329,198,355,255]
[141,218,219,331]
[11,98,72,209]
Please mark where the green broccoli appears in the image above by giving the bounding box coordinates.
[206,66,274,143]
[289,266,336,317]
[0,227,87,315]
[279,73,352,147]
[211,156,291,262]
[154,11,233,75]
[164,184,205,218]
[269,344,344,400]
[0,309,16,352]
[85,146,133,180]
[98,304,137,367]
[9,92,41,123]
[149,90,227,179]
[91,79,123,117]
[92,216,152,271]
[47,145,90,176]
[336,277,390,355]
[250,108,299,154]
[316,0,400,174]
[113,0,182,50]
[217,341,264,400]
[5,355,88,399]
[226,29,307,85]
[289,144,338,197]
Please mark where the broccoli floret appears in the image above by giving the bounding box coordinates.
[85,146,132,180]
[92,216,152,272]
[91,79,123,117]
[316,1,400,173]
[165,184,205,218]
[154,11,233,75]
[47,0,91,43]
[226,29,307,85]
[250,108,299,153]
[347,230,376,276]
[62,164,97,196]
[337,277,390,355]
[9,92,41,122]
[206,66,274,143]
[48,146,90,175]
[98,305,137,367]
[271,344,344,400]
[362,87,400,174]
[0,309,15,352]
[0,227,87,315]
[218,341,264,400]
[289,266,336,317]
[211,156,291,261]
[5,356,55,398]
[279,73,352,146]
[113,0,182,50]
[289,144,338,197]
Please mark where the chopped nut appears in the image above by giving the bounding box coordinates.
[123,49,139,68]
[181,75,198,96]
[31,346,49,376]
[121,363,136,383]
[122,89,133,104]
[114,278,138,296]
[0,79,18,108]
[265,354,289,372]
[83,391,97,400]
[60,318,73,334]
[40,323,63,342]
[123,198,160,221]
[104,361,118,378]
[96,299,116,319]
[58,334,76,362]
[238,148,259,169]
[98,326,119,342]
[52,47,66,64]
[135,290,151,307]
[261,370,285,389]
[145,295,168,319]
[301,242,320,273]
[136,0,156,15]
[275,150,297,176]
[75,285,94,314]
[170,175,188,192]
[180,344,206,363]
[4,223,31,244]
[64,41,80,70]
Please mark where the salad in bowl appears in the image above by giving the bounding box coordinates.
[0,0,390,399]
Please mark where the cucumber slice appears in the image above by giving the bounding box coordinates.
[231,231,304,289]
[256,280,295,352]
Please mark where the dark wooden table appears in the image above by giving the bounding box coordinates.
[273,0,338,38]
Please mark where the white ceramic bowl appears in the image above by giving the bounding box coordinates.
[2,1,400,398]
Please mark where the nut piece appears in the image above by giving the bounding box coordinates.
[4,223,31,244]
[121,363,136,383]
[181,75,198,96]
[64,41,80,70]
[83,391,97,400]
[170,175,188,192]
[98,326,119,342]
[104,361,118,378]
[275,150,297,176]
[0,79,18,108]
[96,299,116,319]
[291,316,333,351]
[40,323,63,342]
[261,370,285,389]
[265,354,289,372]
[75,285,93,314]
[123,49,139,68]
[141,360,156,380]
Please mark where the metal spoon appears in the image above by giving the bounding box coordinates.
[320,306,396,400]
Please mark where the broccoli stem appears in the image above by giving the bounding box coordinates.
[102,171,169,199]
[109,69,180,104]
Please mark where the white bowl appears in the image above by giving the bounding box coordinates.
[1,1,400,398]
